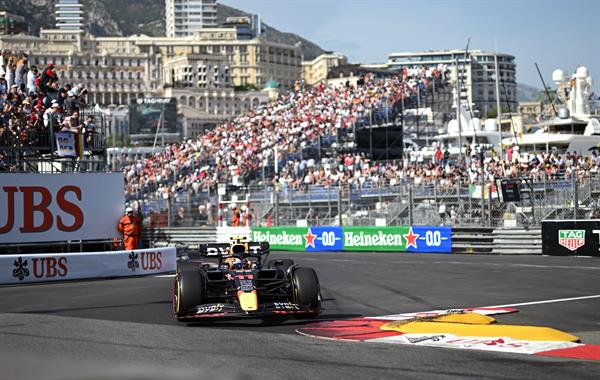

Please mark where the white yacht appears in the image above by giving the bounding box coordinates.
[427,104,514,156]
[502,66,600,154]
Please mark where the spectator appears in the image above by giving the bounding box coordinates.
[26,65,38,95]
[15,55,27,87]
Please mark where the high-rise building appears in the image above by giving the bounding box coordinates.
[55,0,84,31]
[166,0,218,37]
[387,49,517,116]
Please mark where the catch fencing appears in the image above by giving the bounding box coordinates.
[130,173,600,229]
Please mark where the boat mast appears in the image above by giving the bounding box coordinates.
[535,62,559,118]
[455,56,462,156]
[494,53,503,161]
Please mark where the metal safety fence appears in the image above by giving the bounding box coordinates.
[128,173,600,229]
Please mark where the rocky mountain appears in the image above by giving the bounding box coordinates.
[517,83,543,102]
[0,0,326,60]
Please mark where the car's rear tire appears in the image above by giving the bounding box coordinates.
[173,269,206,321]
[268,259,295,272]
[291,267,320,316]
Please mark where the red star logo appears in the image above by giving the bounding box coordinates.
[403,228,419,249]
[304,228,316,248]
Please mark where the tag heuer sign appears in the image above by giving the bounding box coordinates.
[558,230,585,251]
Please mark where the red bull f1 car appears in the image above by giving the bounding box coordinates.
[172,238,321,321]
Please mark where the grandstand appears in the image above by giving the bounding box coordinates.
[122,67,600,230]
[0,51,116,254]
[0,51,107,174]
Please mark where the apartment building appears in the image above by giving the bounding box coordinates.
[0,27,301,104]
[302,52,347,86]
[387,49,517,116]
[55,0,84,31]
[166,0,218,37]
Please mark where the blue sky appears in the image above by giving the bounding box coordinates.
[224,0,600,90]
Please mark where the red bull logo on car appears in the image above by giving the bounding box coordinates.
[558,230,585,251]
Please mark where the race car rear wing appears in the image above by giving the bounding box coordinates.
[197,242,270,257]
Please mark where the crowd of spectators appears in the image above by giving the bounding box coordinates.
[272,147,599,193]
[122,68,448,197]
[0,50,93,171]
[117,62,596,201]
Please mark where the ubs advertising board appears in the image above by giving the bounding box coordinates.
[0,173,124,244]
[541,220,600,256]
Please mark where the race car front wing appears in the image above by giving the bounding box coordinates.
[180,301,319,319]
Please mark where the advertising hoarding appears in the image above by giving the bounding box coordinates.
[0,173,125,244]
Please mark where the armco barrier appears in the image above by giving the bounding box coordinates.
[251,226,451,253]
[542,220,600,256]
[0,247,176,285]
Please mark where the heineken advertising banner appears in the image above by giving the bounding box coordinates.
[251,226,451,253]
[542,220,600,256]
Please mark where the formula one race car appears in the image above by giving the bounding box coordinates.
[172,238,321,321]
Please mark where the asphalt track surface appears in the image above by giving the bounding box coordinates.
[1,252,600,379]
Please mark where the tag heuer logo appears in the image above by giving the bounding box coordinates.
[558,230,585,251]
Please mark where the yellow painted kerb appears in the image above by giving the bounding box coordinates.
[382,321,578,342]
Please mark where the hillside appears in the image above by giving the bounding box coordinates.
[517,83,543,102]
[0,0,325,60]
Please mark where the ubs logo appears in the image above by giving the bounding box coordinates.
[12,257,30,281]
[127,252,139,271]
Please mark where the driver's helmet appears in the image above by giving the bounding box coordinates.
[223,255,242,270]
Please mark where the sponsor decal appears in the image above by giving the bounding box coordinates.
[32,257,68,278]
[1,248,176,285]
[344,227,406,251]
[239,279,253,292]
[0,173,124,245]
[204,245,262,256]
[0,185,84,234]
[558,230,585,251]
[369,334,579,354]
[403,228,419,249]
[140,251,162,270]
[196,304,224,314]
[307,227,343,252]
[405,334,447,344]
[304,228,317,249]
[127,252,139,271]
[252,226,451,253]
[11,256,68,280]
[12,257,29,281]
[273,302,300,310]
[251,228,305,251]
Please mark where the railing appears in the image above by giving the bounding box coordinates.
[128,173,600,229]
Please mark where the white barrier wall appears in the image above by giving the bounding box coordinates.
[0,173,124,244]
[0,247,176,285]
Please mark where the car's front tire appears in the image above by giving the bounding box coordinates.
[173,269,206,321]
[291,267,321,317]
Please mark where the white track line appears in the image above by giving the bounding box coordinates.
[154,274,176,278]
[485,294,600,308]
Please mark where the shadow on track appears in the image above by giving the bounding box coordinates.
[21,300,172,315]
[183,313,362,328]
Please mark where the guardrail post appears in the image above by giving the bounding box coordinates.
[409,185,414,226]
[338,186,343,226]
[327,186,332,220]
[275,190,280,227]
[488,180,492,227]
[574,175,579,220]
[167,195,172,228]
